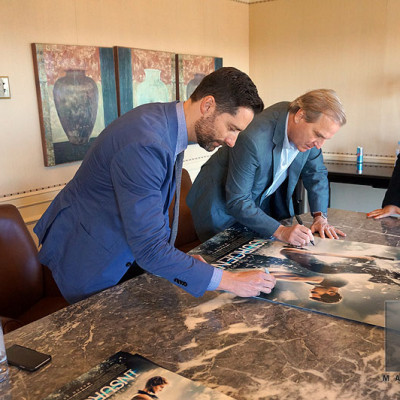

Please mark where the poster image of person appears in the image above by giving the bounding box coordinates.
[131,376,168,399]
[200,230,400,327]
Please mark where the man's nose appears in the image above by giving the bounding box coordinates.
[225,134,237,148]
[314,138,325,149]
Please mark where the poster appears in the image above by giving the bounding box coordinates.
[190,226,400,327]
[45,352,233,400]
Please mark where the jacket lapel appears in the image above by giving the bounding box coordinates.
[272,111,288,178]
[260,109,288,200]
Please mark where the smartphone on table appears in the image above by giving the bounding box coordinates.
[6,344,51,372]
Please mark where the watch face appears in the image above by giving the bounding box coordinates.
[313,211,327,218]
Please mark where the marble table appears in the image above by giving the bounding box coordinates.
[1,209,400,399]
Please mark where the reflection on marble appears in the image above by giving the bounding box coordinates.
[1,210,400,399]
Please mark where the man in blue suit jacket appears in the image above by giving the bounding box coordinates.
[34,67,276,303]
[367,153,400,219]
[187,89,347,246]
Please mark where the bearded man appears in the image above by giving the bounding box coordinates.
[35,67,276,303]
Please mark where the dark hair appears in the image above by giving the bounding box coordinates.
[190,67,264,115]
[145,376,168,392]
[311,292,342,304]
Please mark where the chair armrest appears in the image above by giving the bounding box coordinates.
[1,315,24,334]
[42,265,64,297]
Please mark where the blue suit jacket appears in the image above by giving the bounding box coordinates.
[34,102,214,303]
[187,102,329,242]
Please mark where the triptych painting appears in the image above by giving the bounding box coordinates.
[32,43,222,166]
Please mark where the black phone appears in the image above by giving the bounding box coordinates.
[6,344,51,372]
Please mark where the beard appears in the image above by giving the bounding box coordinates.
[194,112,224,152]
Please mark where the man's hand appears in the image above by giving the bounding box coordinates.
[273,224,314,246]
[367,205,400,219]
[310,215,346,239]
[217,270,276,297]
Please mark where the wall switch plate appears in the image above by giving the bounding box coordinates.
[0,76,11,99]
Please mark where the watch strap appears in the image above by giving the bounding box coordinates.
[312,211,327,219]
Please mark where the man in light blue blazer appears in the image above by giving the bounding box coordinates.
[188,89,347,246]
[34,67,276,303]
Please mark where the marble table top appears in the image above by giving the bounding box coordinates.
[1,209,400,399]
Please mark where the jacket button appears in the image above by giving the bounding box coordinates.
[126,262,132,268]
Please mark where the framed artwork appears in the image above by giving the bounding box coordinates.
[177,54,222,101]
[115,47,176,116]
[32,43,118,166]
[0,76,11,99]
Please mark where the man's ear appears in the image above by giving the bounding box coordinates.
[294,109,304,123]
[199,95,216,116]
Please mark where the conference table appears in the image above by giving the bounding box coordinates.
[1,209,400,399]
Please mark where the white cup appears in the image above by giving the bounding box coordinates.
[0,324,9,383]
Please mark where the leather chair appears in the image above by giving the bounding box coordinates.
[169,168,201,253]
[0,204,68,333]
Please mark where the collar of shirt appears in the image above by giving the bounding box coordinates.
[175,102,188,159]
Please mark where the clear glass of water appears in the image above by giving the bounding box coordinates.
[0,324,9,383]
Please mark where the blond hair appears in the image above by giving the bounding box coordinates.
[289,89,346,126]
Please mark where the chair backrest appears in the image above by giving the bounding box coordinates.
[0,204,44,318]
[169,169,200,250]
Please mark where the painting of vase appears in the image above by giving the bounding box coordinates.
[177,54,223,101]
[136,68,169,106]
[53,69,99,145]
[115,47,176,115]
[32,43,118,166]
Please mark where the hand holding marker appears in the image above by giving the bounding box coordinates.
[295,215,315,246]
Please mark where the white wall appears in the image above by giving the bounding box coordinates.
[0,0,249,198]
[0,0,249,240]
[250,0,400,162]
[3,0,399,235]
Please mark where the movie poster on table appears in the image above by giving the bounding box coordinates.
[189,225,400,327]
[44,352,233,399]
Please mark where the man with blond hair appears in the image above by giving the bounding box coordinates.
[188,89,347,246]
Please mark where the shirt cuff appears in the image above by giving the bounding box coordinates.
[206,267,223,291]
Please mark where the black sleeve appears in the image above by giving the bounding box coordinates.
[382,154,400,208]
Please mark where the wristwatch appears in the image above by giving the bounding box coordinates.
[312,211,327,219]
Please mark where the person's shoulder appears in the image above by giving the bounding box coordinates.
[261,101,290,116]
[238,101,289,145]
[250,101,289,127]
[113,102,178,147]
[121,102,177,125]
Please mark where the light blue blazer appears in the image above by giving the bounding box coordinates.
[187,102,329,242]
[35,102,214,303]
